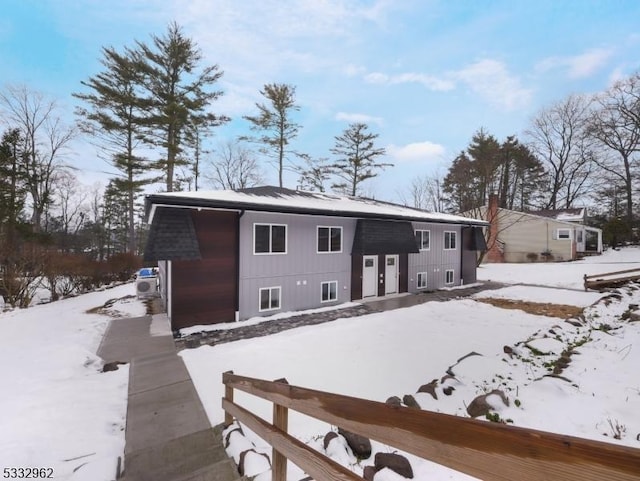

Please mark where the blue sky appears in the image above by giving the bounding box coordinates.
[2,0,640,201]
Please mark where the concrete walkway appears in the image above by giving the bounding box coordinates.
[97,313,240,481]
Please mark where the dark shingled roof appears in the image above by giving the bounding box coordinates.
[144,207,201,262]
[351,219,420,255]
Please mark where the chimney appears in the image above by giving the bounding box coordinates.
[485,193,503,262]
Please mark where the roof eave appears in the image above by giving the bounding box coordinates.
[144,194,489,226]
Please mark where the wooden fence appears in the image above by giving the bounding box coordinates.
[584,267,640,290]
[222,371,640,481]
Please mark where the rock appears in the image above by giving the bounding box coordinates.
[224,427,243,448]
[363,465,377,481]
[374,452,414,478]
[102,361,126,372]
[466,389,509,418]
[442,386,455,396]
[338,428,371,459]
[402,394,421,409]
[323,431,338,450]
[417,380,438,400]
[385,396,402,406]
[238,449,271,477]
[503,345,513,357]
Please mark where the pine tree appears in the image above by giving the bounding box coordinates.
[74,47,151,253]
[330,123,389,196]
[134,22,228,192]
[244,83,301,187]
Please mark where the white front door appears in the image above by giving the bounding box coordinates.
[362,255,378,298]
[385,255,398,295]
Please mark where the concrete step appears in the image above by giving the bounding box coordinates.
[172,458,244,481]
[122,428,234,481]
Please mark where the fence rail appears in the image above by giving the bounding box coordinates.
[222,371,640,481]
[584,267,640,290]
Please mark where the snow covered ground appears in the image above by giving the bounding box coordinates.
[1,248,638,481]
[181,247,640,480]
[0,283,146,481]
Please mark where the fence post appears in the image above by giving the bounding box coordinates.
[272,378,289,481]
[223,371,234,426]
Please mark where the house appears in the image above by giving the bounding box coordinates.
[462,194,603,264]
[143,186,488,330]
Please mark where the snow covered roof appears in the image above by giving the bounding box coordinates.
[529,208,585,222]
[146,186,488,226]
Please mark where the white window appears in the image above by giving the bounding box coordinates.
[321,281,338,302]
[415,230,430,250]
[445,269,454,285]
[577,230,583,243]
[556,228,572,240]
[259,286,281,311]
[254,224,287,254]
[444,231,457,250]
[317,226,342,253]
[417,272,428,289]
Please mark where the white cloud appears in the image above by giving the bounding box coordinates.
[454,59,532,111]
[387,141,446,162]
[536,47,613,79]
[364,71,454,91]
[335,112,384,126]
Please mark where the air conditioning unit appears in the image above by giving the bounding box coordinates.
[136,271,158,299]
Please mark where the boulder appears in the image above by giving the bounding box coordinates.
[466,389,509,418]
[238,449,271,477]
[402,394,421,409]
[338,428,371,459]
[323,431,338,450]
[374,452,414,478]
[417,379,438,400]
[363,465,377,481]
[385,396,402,406]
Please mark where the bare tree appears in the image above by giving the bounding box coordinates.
[53,171,88,249]
[587,73,640,226]
[401,172,444,212]
[0,85,75,232]
[525,94,594,209]
[206,140,264,190]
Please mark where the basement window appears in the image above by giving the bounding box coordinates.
[321,281,338,302]
[259,286,281,312]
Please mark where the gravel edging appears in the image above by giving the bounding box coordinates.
[175,281,506,350]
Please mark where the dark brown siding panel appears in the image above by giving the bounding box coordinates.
[399,253,408,293]
[461,227,477,284]
[351,254,362,300]
[171,210,238,330]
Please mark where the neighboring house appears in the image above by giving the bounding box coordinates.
[462,194,603,264]
[144,186,487,330]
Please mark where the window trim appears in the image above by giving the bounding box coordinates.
[253,223,288,255]
[320,280,338,303]
[258,286,281,312]
[556,228,572,240]
[317,226,343,254]
[417,272,428,289]
[445,269,455,285]
[444,231,457,250]
[415,229,431,251]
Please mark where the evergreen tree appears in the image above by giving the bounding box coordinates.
[443,129,545,212]
[296,154,332,192]
[74,47,151,253]
[330,123,389,196]
[243,83,301,187]
[134,22,228,192]
[0,128,27,249]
